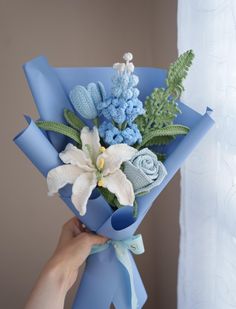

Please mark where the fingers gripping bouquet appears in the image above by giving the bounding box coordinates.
[14,51,214,309]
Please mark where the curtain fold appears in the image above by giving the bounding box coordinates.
[178,1,236,308]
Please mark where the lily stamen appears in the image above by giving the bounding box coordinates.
[99,146,106,153]
[97,157,105,170]
[98,179,104,187]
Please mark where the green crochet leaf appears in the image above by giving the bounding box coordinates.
[139,124,189,148]
[36,121,81,145]
[154,152,166,162]
[98,187,122,210]
[64,109,85,131]
[135,191,149,197]
[166,50,194,99]
[142,135,175,147]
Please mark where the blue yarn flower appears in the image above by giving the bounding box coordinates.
[111,72,139,101]
[69,82,106,120]
[125,98,144,123]
[122,123,142,145]
[97,69,144,126]
[98,98,129,124]
[99,121,142,146]
[98,53,144,146]
[124,148,167,195]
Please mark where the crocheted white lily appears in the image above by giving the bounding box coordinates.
[47,126,137,216]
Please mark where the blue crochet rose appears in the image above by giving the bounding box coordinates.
[124,148,167,195]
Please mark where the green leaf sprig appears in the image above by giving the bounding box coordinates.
[136,50,194,149]
[166,50,194,99]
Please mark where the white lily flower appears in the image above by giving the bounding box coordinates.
[47,126,137,216]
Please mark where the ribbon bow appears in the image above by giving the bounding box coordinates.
[90,234,145,309]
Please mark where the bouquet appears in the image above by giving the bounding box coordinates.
[14,52,214,309]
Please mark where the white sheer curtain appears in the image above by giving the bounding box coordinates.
[178,1,236,308]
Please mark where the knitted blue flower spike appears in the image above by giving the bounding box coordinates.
[69,82,106,120]
[124,148,167,195]
[97,52,144,127]
[99,121,142,146]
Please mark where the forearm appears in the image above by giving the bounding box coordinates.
[25,259,68,309]
[24,218,106,309]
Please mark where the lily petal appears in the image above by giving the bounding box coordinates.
[47,165,82,195]
[80,126,101,164]
[71,172,97,216]
[59,143,94,172]
[103,169,135,206]
[97,144,137,175]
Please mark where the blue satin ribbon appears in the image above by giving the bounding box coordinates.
[90,234,145,309]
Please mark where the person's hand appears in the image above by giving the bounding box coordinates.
[25,217,107,309]
[48,217,107,291]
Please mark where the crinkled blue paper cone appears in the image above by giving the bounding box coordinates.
[14,56,214,309]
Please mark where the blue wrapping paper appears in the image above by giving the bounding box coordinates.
[14,56,214,309]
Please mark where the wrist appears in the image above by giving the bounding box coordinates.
[25,258,68,309]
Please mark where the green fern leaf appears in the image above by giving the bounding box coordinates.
[36,121,81,145]
[136,89,182,135]
[166,50,194,99]
[64,109,86,131]
[135,51,193,144]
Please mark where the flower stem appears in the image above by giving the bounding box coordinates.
[93,117,99,127]
[121,121,128,130]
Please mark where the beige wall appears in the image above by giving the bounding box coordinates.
[0,0,179,308]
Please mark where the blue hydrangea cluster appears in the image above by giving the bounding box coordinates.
[97,96,144,125]
[97,65,144,146]
[99,121,142,146]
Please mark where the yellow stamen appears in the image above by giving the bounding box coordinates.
[97,157,105,170]
[98,179,104,187]
[99,146,106,153]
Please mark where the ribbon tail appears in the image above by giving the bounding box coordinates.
[112,251,147,309]
[113,246,147,309]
